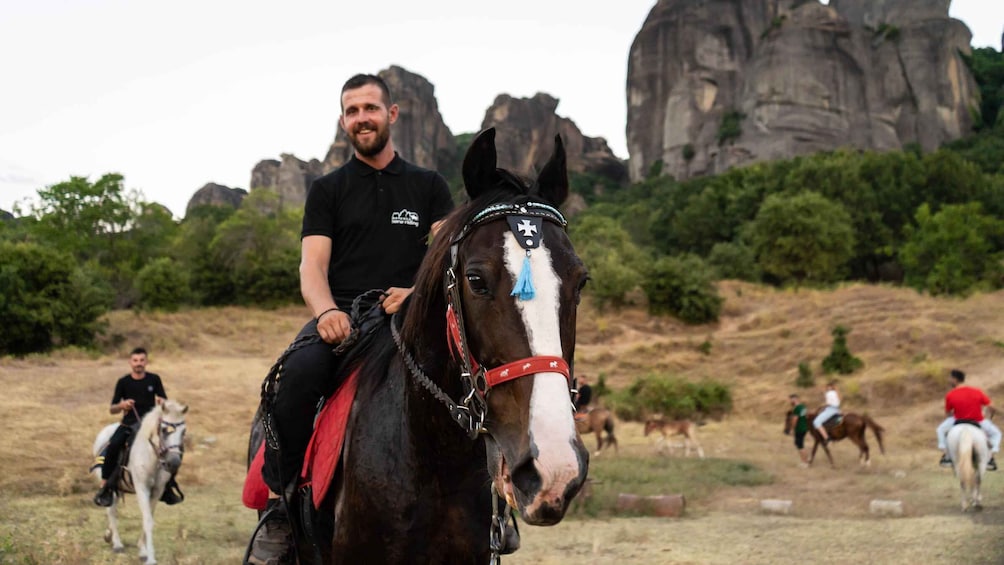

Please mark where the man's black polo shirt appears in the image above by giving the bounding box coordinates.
[301,153,454,308]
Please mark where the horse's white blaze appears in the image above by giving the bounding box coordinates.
[503,235,580,493]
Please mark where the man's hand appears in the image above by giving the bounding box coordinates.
[317,308,352,344]
[119,399,135,412]
[381,287,413,314]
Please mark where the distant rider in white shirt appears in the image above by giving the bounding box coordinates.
[813,381,841,443]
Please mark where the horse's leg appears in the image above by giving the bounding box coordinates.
[135,485,157,564]
[686,429,705,459]
[106,496,124,553]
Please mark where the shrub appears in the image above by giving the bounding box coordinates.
[822,325,864,375]
[134,257,192,311]
[744,191,856,284]
[642,254,723,324]
[606,374,732,421]
[717,110,745,145]
[795,361,815,388]
[0,242,112,355]
[708,241,761,281]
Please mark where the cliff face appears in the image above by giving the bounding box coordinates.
[481,93,628,184]
[626,0,979,182]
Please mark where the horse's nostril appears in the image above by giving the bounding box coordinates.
[510,458,541,499]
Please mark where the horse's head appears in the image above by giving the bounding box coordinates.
[643,418,662,437]
[146,399,188,474]
[408,128,588,525]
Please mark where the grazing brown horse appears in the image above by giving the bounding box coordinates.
[643,417,705,458]
[575,408,618,455]
[784,408,886,467]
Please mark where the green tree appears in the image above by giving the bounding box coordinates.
[708,241,760,281]
[745,191,856,284]
[0,242,112,355]
[135,257,192,311]
[642,254,723,324]
[209,190,301,305]
[569,215,647,307]
[822,326,863,375]
[899,202,1004,296]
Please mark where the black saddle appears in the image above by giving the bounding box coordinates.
[822,415,843,429]
[954,419,981,428]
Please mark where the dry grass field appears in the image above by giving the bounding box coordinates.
[1,282,1003,564]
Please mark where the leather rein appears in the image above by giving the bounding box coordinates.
[390,201,575,440]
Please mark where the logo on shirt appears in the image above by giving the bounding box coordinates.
[391,209,420,227]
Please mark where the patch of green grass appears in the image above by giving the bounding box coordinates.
[575,456,771,517]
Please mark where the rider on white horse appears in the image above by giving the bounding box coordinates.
[94,347,184,507]
[937,369,1000,471]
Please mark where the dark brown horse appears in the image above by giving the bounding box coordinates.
[575,408,618,455]
[247,129,589,563]
[784,408,886,467]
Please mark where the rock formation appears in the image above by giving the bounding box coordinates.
[250,154,323,210]
[323,65,454,173]
[185,182,247,216]
[626,0,980,182]
[481,92,629,186]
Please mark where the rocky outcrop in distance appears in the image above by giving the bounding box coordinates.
[185,182,247,216]
[626,0,980,182]
[482,92,629,185]
[187,65,627,217]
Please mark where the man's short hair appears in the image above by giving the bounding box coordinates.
[789,394,799,400]
[827,380,837,387]
[130,347,148,357]
[950,369,966,382]
[341,73,392,108]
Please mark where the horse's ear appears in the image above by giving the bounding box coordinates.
[462,128,499,200]
[535,134,568,206]
[182,404,189,415]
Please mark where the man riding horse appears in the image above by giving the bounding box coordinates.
[94,347,183,508]
[937,369,1000,471]
[247,72,457,565]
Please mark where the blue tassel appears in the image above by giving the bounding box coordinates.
[511,255,535,300]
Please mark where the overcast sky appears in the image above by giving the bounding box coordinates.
[1,0,1001,218]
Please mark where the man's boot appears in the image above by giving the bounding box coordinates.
[988,456,998,471]
[93,482,115,507]
[247,499,294,565]
[94,467,121,507]
[160,476,185,505]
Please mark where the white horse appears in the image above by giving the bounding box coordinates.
[946,423,989,512]
[92,399,188,564]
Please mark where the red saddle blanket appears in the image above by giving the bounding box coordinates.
[242,369,360,510]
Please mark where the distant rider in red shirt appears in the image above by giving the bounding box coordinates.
[937,369,1000,470]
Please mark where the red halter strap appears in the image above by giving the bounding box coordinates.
[485,356,570,388]
[447,303,570,391]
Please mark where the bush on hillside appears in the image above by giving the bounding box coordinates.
[606,373,732,421]
[899,202,1004,296]
[745,191,855,284]
[642,254,723,324]
[708,241,761,281]
[0,242,112,355]
[569,215,648,308]
[822,325,864,375]
[135,257,192,311]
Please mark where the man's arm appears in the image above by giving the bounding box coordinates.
[301,235,351,344]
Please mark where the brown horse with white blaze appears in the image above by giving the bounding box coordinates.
[784,408,886,467]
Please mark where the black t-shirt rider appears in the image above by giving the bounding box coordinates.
[301,153,454,308]
[112,372,167,427]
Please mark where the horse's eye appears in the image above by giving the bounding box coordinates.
[466,274,490,295]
